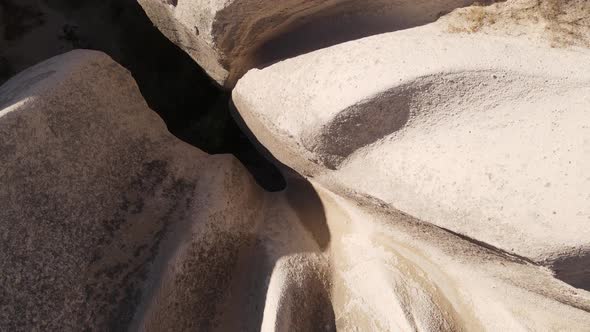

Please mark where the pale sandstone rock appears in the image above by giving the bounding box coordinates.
[234,23,590,266]
[137,0,481,87]
[0,49,336,332]
[233,20,590,328]
[312,182,590,331]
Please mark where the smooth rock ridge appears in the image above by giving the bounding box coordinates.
[233,24,590,275]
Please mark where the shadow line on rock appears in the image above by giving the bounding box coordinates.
[302,87,413,170]
[229,98,331,251]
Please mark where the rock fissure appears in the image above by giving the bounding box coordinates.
[1,0,590,331]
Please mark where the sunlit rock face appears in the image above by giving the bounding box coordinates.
[137,0,481,87]
[233,15,590,331]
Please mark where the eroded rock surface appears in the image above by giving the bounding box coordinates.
[137,0,483,87]
[233,14,590,330]
[0,0,235,155]
[3,1,590,331]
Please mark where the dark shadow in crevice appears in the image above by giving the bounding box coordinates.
[0,0,285,191]
[0,0,45,41]
[285,176,331,250]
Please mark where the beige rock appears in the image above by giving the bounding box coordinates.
[137,0,481,87]
[233,16,590,327]
[234,22,590,266]
[5,31,590,331]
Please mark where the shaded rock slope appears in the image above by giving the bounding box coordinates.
[3,51,588,331]
[0,50,330,331]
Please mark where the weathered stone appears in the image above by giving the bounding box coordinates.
[233,14,590,302]
[5,1,590,330]
[137,0,481,87]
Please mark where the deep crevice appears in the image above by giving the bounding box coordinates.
[0,0,285,191]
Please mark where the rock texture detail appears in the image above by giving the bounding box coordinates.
[234,25,590,266]
[0,50,273,330]
[137,0,482,87]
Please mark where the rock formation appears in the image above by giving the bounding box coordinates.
[0,48,333,332]
[1,0,590,330]
[137,0,484,87]
[0,0,240,155]
[234,23,590,266]
[231,8,590,330]
[0,50,273,330]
